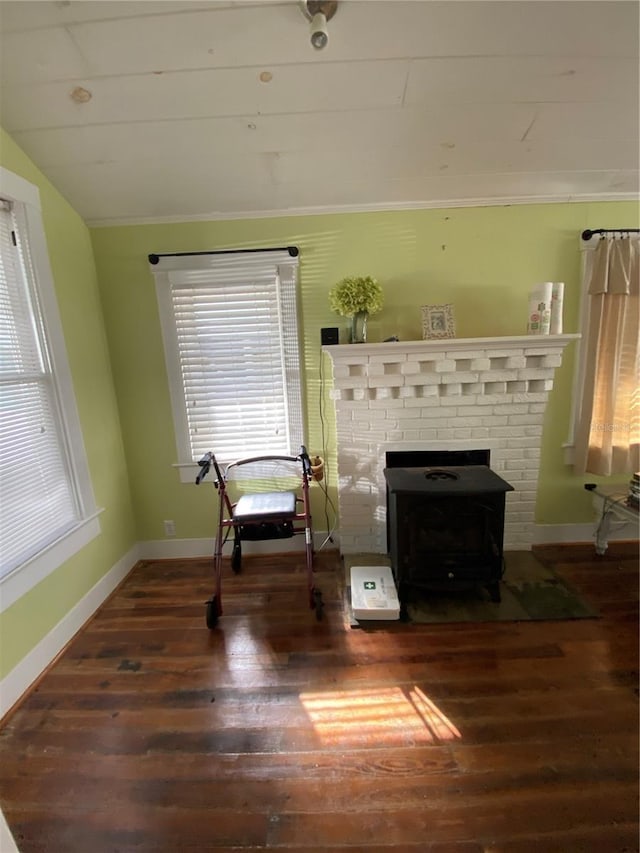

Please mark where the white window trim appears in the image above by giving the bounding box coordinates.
[154,263,192,476]
[562,234,593,465]
[0,167,101,611]
[153,250,304,483]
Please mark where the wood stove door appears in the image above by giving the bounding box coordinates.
[389,492,506,601]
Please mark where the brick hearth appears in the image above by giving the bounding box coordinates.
[323,334,578,554]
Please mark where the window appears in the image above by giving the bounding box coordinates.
[0,168,99,604]
[152,249,304,480]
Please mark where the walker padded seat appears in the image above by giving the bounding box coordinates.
[233,491,297,521]
[233,491,298,540]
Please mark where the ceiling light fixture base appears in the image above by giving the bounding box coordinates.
[301,0,337,50]
[302,0,338,23]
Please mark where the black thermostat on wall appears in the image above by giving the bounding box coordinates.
[321,327,339,345]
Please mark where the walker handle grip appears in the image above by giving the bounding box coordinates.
[196,453,212,485]
[299,445,312,476]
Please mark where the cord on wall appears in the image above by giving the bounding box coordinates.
[318,344,337,547]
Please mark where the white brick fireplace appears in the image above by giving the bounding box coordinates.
[323,334,579,554]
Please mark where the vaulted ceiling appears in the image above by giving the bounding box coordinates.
[0,0,637,225]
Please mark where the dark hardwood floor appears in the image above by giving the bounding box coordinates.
[1,542,638,852]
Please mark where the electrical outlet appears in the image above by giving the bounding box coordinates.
[164,519,176,537]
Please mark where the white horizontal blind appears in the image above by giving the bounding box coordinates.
[155,251,303,463]
[0,201,78,578]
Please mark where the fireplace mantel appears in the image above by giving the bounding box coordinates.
[323,334,580,360]
[322,333,579,554]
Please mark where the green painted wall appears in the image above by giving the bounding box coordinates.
[90,200,638,542]
[0,129,137,679]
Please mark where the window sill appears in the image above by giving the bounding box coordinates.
[0,510,104,612]
[174,462,200,484]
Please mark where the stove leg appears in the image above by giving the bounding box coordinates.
[398,582,410,622]
[487,581,501,603]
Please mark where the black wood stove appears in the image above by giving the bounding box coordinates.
[384,464,514,609]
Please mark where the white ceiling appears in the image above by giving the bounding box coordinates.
[0,0,638,225]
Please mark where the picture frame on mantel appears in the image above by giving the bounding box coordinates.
[422,303,456,339]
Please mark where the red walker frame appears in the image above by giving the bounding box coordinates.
[196,447,321,628]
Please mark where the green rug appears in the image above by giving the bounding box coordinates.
[344,551,598,626]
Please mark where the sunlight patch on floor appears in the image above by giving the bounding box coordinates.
[299,685,461,746]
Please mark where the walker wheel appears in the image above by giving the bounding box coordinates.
[205,597,219,629]
[231,543,242,573]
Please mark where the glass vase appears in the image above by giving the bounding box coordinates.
[350,310,368,344]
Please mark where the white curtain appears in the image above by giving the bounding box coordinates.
[574,236,639,476]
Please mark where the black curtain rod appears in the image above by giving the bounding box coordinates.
[581,228,640,241]
[148,246,298,264]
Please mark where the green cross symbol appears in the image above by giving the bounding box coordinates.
[364,581,376,590]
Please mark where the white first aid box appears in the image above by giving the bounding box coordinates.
[350,565,400,621]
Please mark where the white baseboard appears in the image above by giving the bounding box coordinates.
[0,544,140,721]
[0,808,18,853]
[139,537,216,560]
[139,532,335,561]
[533,521,637,544]
[138,524,633,561]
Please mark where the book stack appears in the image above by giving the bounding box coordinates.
[627,473,640,510]
[526,282,553,335]
[550,282,564,334]
[526,281,564,336]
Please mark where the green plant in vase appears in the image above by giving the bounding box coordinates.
[329,276,383,343]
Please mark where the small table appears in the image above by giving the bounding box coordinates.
[589,485,639,555]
